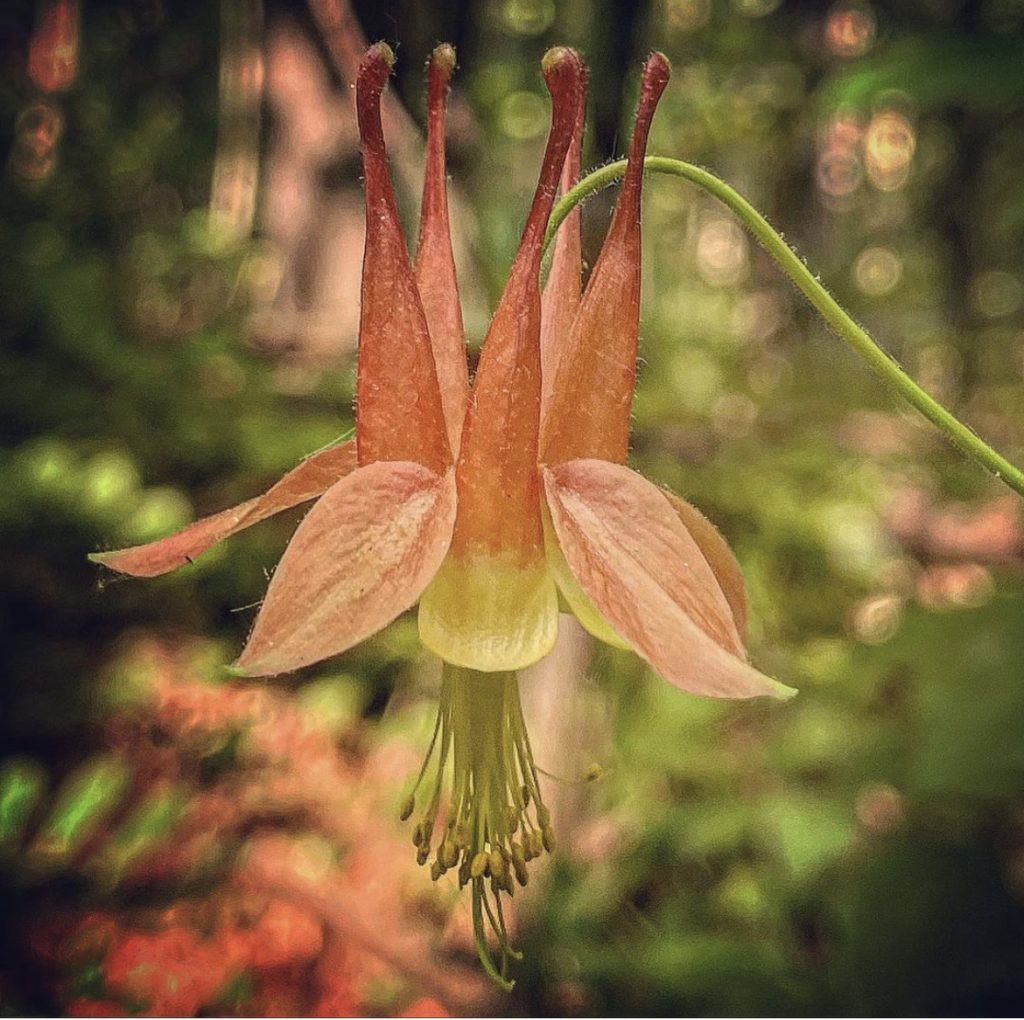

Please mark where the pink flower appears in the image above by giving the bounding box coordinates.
[94,41,794,985]
[93,41,788,702]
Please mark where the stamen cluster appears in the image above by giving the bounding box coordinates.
[401,667,555,986]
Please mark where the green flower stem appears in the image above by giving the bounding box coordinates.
[545,156,1024,499]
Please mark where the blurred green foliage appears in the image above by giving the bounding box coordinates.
[523,594,1024,1014]
[3,0,1024,1014]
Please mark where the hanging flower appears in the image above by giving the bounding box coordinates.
[93,41,793,986]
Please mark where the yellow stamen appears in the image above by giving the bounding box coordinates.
[400,664,555,988]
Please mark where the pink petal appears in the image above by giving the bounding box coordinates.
[257,440,359,507]
[414,45,469,455]
[539,60,587,414]
[542,459,793,700]
[355,43,451,474]
[661,489,748,638]
[235,461,457,676]
[450,47,585,568]
[540,53,670,466]
[90,442,358,578]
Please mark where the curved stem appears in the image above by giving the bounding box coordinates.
[545,156,1024,499]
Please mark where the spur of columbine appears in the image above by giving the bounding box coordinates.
[93,41,794,986]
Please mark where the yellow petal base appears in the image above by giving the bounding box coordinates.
[541,505,631,651]
[418,552,558,671]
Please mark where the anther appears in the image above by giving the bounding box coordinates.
[489,848,507,883]
[400,795,416,821]
[528,830,544,858]
[510,843,529,887]
[542,825,556,854]
[470,850,490,879]
[439,839,458,869]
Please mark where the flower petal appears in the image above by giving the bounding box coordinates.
[236,461,457,676]
[421,49,583,673]
[356,43,450,473]
[418,552,558,671]
[539,59,587,414]
[414,44,469,455]
[661,489,748,638]
[90,441,358,578]
[542,502,630,651]
[257,440,359,507]
[450,47,585,567]
[540,53,670,466]
[542,459,793,700]
[545,459,739,654]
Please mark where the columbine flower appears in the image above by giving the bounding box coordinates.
[93,41,793,986]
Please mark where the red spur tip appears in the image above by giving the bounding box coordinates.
[624,52,671,187]
[512,47,586,266]
[416,40,469,455]
[356,43,395,151]
[429,42,456,78]
[540,47,586,125]
[360,41,395,81]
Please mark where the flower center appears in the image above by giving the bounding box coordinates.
[401,664,555,988]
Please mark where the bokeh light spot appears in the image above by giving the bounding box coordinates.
[126,488,192,543]
[499,0,555,36]
[854,246,903,296]
[711,392,759,439]
[696,217,749,287]
[817,112,865,198]
[24,438,76,489]
[825,4,876,58]
[498,90,548,139]
[851,593,904,644]
[855,784,905,834]
[865,109,916,191]
[10,101,64,182]
[663,0,712,32]
[82,452,141,511]
[28,0,80,93]
[732,290,786,343]
[816,148,862,197]
[669,349,723,411]
[971,270,1022,319]
[917,563,995,610]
